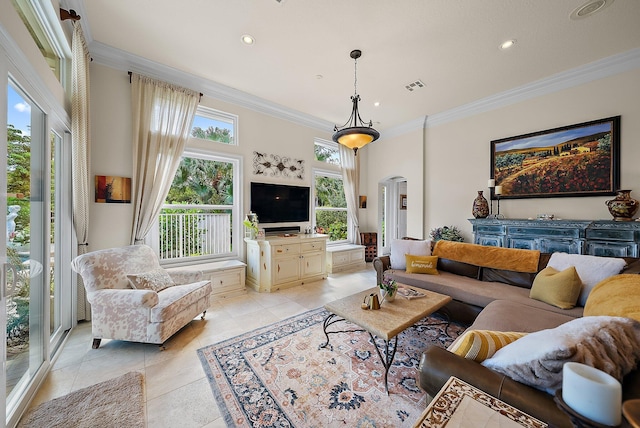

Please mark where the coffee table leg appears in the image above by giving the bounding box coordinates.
[368,333,398,394]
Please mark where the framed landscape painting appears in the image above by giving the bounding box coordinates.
[490,116,620,199]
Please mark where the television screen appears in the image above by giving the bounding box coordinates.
[250,182,310,224]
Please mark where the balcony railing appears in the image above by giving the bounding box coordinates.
[158,205,232,260]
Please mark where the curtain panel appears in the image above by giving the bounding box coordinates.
[339,145,361,245]
[71,22,92,320]
[130,74,199,245]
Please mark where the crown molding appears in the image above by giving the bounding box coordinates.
[383,47,640,138]
[89,41,334,133]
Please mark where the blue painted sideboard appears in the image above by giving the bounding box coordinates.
[469,218,640,257]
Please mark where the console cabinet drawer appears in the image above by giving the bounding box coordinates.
[272,244,300,256]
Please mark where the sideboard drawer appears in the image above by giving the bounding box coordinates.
[272,243,300,256]
[586,241,638,258]
[586,228,635,241]
[508,226,580,239]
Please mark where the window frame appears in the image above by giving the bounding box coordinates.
[191,105,239,146]
[148,149,243,267]
[314,137,341,165]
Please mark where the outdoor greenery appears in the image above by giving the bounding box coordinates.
[192,125,234,144]
[315,174,347,241]
[7,124,31,245]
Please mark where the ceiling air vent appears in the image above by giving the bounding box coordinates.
[405,80,425,92]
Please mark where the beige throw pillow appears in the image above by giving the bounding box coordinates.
[127,267,174,292]
[530,266,582,309]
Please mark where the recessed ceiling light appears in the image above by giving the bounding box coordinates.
[374,101,380,107]
[499,39,516,50]
[241,35,255,45]
[570,0,613,20]
[315,74,323,80]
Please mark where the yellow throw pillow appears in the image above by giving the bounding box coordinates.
[405,255,439,274]
[584,274,640,321]
[529,266,582,309]
[448,330,528,362]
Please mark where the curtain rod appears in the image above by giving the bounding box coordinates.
[60,8,81,21]
[127,72,203,100]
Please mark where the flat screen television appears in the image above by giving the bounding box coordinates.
[250,182,310,224]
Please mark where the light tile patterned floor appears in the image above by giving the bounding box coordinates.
[25,265,376,427]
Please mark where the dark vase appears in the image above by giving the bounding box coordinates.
[605,189,639,221]
[472,191,489,219]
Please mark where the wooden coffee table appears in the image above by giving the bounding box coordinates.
[321,286,451,393]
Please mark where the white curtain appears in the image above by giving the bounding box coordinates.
[71,22,92,321]
[130,73,199,244]
[339,145,361,245]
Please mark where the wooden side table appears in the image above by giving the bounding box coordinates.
[413,376,548,428]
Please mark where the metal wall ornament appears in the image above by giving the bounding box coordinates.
[253,151,304,180]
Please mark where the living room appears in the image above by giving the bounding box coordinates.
[2,0,640,427]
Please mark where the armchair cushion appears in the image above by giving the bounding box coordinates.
[127,267,174,292]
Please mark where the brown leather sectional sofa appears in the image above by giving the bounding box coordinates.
[373,245,640,427]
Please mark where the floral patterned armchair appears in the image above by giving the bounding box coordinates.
[71,245,212,349]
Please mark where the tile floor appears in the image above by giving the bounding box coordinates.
[24,265,376,427]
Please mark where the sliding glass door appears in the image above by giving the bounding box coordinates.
[5,81,48,413]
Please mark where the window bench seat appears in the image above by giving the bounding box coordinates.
[326,244,366,273]
[167,260,246,298]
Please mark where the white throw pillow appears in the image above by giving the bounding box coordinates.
[481,316,640,394]
[547,253,627,306]
[127,267,174,292]
[390,239,431,270]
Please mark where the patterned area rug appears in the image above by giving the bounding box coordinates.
[198,307,466,427]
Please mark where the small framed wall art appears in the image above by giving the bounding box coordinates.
[95,175,132,203]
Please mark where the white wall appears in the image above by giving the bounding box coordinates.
[361,127,425,238]
[88,63,333,252]
[362,68,640,243]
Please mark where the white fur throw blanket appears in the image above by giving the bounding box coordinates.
[482,316,640,393]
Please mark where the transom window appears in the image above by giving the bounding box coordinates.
[152,151,241,264]
[191,106,238,145]
[314,138,340,165]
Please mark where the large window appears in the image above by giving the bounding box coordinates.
[314,170,348,243]
[191,106,238,146]
[152,152,241,264]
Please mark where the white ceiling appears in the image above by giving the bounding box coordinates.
[71,0,640,134]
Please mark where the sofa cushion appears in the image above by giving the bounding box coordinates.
[385,270,584,318]
[482,316,640,393]
[437,258,480,279]
[150,280,211,323]
[481,268,537,289]
[433,240,540,273]
[390,239,431,270]
[127,267,174,292]
[547,252,626,306]
[405,255,438,274]
[529,266,582,309]
[448,330,528,362]
[584,274,640,322]
[469,300,577,333]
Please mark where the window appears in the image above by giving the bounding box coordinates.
[152,152,241,264]
[314,170,348,243]
[10,0,71,85]
[314,138,340,165]
[191,106,238,145]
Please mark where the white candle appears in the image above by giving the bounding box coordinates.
[562,362,622,426]
[488,179,495,188]
[495,185,503,195]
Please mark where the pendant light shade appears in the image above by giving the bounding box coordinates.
[332,50,379,155]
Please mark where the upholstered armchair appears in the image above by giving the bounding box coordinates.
[71,245,212,349]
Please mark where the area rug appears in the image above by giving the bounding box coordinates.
[18,371,145,428]
[198,307,466,427]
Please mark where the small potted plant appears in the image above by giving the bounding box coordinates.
[379,276,398,302]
